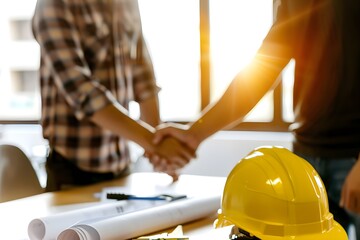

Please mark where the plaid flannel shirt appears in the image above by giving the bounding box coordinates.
[32,0,159,173]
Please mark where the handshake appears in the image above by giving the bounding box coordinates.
[145,123,201,182]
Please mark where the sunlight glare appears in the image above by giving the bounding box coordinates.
[210,0,273,122]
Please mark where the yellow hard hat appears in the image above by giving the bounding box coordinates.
[215,146,348,240]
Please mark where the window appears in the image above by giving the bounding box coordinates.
[138,0,201,121]
[208,0,294,130]
[10,19,33,41]
[0,0,40,122]
[0,0,294,131]
[209,0,274,122]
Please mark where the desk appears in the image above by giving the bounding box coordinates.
[0,172,226,240]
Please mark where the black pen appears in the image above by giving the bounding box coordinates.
[106,193,187,202]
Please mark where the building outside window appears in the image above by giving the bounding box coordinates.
[0,0,40,122]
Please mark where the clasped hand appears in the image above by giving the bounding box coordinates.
[145,123,198,181]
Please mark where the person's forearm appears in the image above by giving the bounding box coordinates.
[91,103,156,153]
[139,95,161,127]
[189,54,285,145]
[188,79,248,146]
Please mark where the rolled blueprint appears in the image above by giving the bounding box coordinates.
[28,200,163,240]
[57,195,221,240]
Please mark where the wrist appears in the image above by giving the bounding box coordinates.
[187,126,203,150]
[137,122,157,155]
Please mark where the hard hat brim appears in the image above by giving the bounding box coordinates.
[215,221,348,240]
[258,221,348,240]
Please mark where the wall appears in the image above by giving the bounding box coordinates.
[132,130,293,177]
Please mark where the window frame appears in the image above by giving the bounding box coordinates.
[199,0,290,132]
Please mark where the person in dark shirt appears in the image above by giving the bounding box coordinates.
[153,0,360,237]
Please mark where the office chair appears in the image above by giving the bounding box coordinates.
[0,144,44,202]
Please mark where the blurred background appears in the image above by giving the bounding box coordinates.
[0,0,294,187]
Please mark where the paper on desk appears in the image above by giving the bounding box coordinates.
[27,200,165,240]
[57,194,221,240]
